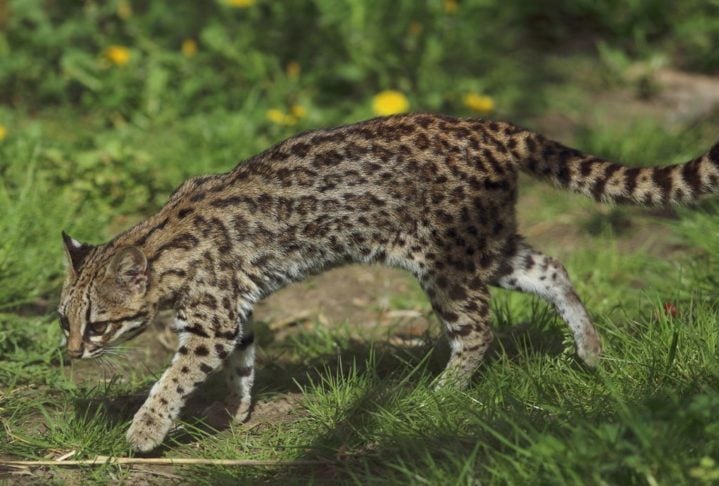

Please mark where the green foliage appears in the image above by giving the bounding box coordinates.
[573,119,710,167]
[506,0,719,73]
[3,0,719,125]
[0,314,66,386]
[0,0,535,120]
[0,134,82,306]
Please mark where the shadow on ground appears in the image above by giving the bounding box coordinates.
[71,312,570,464]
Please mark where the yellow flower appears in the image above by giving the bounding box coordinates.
[0,124,6,141]
[463,93,495,114]
[372,90,410,116]
[117,0,132,20]
[104,45,131,66]
[267,105,307,126]
[181,39,198,57]
[286,61,301,80]
[266,109,296,126]
[226,0,255,7]
[290,104,306,119]
[443,0,459,14]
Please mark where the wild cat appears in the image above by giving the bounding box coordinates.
[57,113,719,451]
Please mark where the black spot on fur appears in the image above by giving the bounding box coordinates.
[579,159,596,177]
[235,367,252,377]
[215,343,228,359]
[134,218,169,246]
[624,167,640,196]
[177,208,194,219]
[682,159,703,193]
[526,136,537,153]
[290,142,311,157]
[180,325,210,338]
[237,333,255,350]
[591,164,621,201]
[524,254,534,270]
[449,285,467,300]
[652,167,673,202]
[215,327,239,340]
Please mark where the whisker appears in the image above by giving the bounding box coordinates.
[96,356,112,380]
[102,356,119,375]
[101,349,133,376]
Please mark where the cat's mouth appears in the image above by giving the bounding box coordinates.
[75,324,149,358]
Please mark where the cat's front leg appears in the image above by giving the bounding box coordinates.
[126,316,239,452]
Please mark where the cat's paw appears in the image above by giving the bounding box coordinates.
[577,330,602,368]
[433,368,471,391]
[126,408,173,452]
[234,401,252,424]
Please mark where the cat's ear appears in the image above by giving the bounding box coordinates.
[62,231,95,275]
[109,246,148,294]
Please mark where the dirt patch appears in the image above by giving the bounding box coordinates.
[256,265,430,336]
[538,67,719,140]
[635,68,719,126]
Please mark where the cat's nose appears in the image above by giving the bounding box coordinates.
[67,347,83,359]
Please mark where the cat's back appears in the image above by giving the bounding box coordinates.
[145,113,517,245]
[225,113,514,193]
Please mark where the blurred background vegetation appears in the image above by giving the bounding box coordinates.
[3,0,719,117]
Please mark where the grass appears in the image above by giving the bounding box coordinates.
[3,1,719,484]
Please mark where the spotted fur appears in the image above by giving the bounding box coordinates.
[57,113,719,451]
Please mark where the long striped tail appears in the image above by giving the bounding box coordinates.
[507,127,719,206]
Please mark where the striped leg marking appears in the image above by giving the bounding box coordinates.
[225,318,256,423]
[494,243,601,366]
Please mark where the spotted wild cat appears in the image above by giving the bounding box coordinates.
[57,113,719,451]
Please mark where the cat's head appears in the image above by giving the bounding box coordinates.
[57,232,157,359]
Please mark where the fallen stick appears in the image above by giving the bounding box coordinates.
[0,457,328,467]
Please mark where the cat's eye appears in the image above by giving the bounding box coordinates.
[58,314,70,332]
[88,321,108,335]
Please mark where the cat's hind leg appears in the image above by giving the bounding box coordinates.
[421,274,494,388]
[492,241,601,366]
[224,316,256,423]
